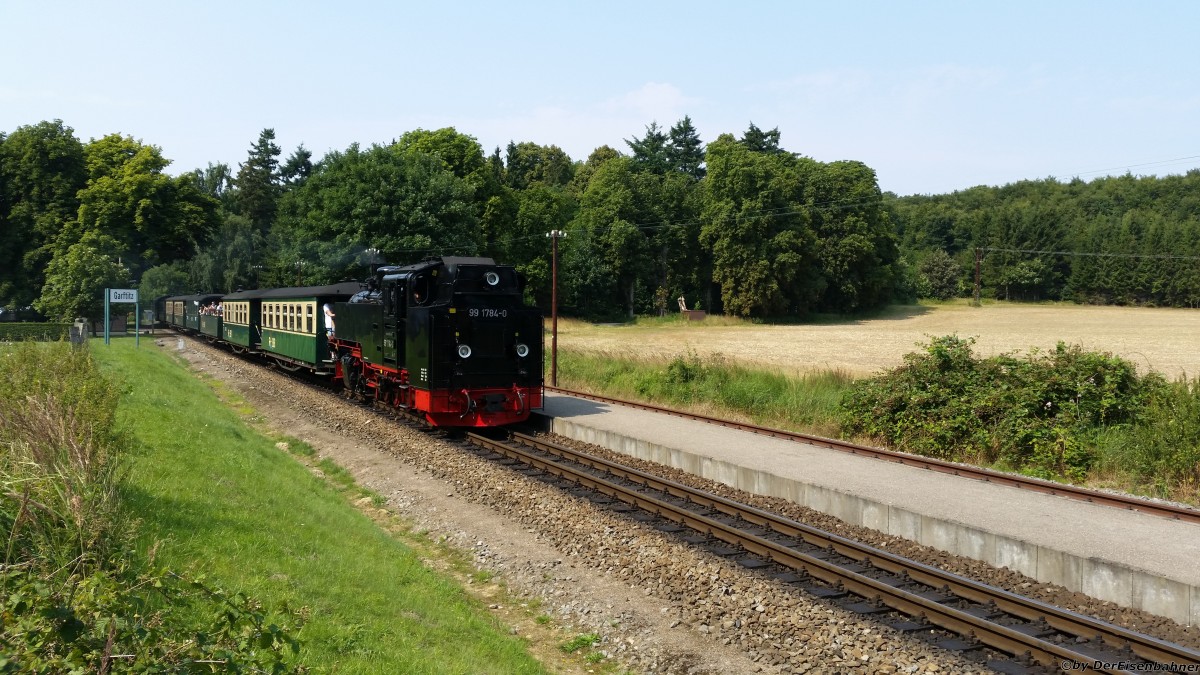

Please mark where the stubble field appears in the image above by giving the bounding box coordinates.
[557,301,1200,378]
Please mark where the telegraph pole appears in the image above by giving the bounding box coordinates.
[546,230,567,386]
[973,248,982,307]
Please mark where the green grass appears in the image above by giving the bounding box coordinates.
[94,340,547,674]
[558,324,1200,504]
[559,347,852,437]
[558,632,600,654]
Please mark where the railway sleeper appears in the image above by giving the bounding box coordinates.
[469,433,1200,672]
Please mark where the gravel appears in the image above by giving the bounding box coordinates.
[167,336,1193,673]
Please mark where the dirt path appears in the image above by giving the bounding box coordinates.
[558,303,1200,377]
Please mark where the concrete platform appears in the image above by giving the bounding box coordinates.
[539,393,1200,626]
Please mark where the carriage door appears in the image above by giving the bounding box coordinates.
[381,281,402,365]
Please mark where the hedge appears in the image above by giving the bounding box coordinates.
[0,322,72,341]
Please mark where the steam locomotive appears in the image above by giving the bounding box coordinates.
[165,256,544,427]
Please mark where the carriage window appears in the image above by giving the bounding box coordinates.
[305,304,314,334]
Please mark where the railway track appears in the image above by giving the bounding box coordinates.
[547,386,1200,525]
[465,430,1200,674]
[173,336,1199,671]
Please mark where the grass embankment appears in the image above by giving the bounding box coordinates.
[93,339,548,673]
[2,341,302,671]
[557,319,1200,505]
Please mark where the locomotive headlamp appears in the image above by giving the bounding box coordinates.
[484,271,500,286]
[457,344,472,359]
[515,343,530,358]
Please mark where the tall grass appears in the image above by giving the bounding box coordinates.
[1095,377,1200,499]
[0,341,126,575]
[559,347,852,436]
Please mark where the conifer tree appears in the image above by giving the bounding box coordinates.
[235,128,282,234]
[666,116,705,179]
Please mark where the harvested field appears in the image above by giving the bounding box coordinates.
[558,302,1200,378]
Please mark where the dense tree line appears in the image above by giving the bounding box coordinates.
[2,118,903,322]
[893,172,1200,306]
[8,117,1197,323]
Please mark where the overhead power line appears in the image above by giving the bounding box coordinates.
[981,246,1200,262]
[1067,154,1200,179]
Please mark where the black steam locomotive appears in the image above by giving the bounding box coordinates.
[165,256,544,427]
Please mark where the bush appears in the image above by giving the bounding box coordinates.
[839,336,1160,479]
[0,562,304,673]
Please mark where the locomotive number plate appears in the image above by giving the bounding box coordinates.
[468,308,508,318]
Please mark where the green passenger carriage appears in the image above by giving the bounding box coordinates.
[229,282,362,372]
[163,294,223,332]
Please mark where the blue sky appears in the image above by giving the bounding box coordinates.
[3,1,1198,196]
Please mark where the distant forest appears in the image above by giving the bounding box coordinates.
[2,119,1199,321]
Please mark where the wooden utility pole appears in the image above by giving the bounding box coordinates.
[546,230,567,386]
[973,248,982,306]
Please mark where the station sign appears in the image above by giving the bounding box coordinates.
[109,288,138,303]
[103,287,140,347]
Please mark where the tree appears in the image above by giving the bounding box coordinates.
[700,134,818,317]
[35,234,130,320]
[805,160,899,311]
[189,214,262,292]
[396,128,486,181]
[0,120,87,307]
[918,250,962,299]
[505,142,573,189]
[234,128,281,234]
[569,145,621,198]
[189,162,235,211]
[273,143,480,282]
[138,261,191,300]
[666,116,705,179]
[70,134,218,276]
[740,122,783,154]
[506,184,575,304]
[568,156,653,317]
[280,144,313,187]
[625,122,669,174]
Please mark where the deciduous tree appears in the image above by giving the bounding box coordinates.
[700,134,818,317]
[0,120,86,307]
[35,233,130,320]
[273,143,479,281]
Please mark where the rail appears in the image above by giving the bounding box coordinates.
[546,386,1200,525]
[466,431,1200,673]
